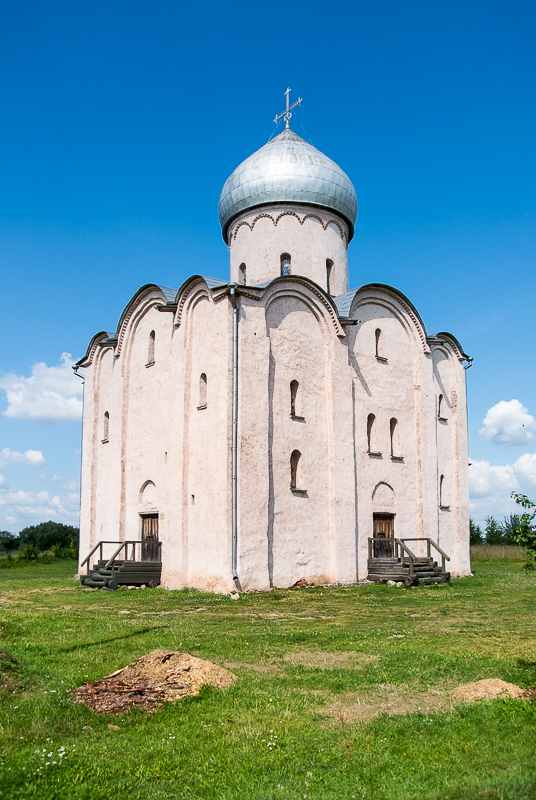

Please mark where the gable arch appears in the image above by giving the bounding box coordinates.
[350,284,430,355]
[174,277,214,328]
[115,285,170,358]
[262,278,344,339]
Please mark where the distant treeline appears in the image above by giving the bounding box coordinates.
[0,521,79,560]
[470,515,526,546]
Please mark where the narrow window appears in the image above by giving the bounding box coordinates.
[367,413,379,454]
[147,330,155,365]
[375,328,386,360]
[198,373,207,409]
[290,450,301,489]
[438,394,447,420]
[390,418,401,459]
[102,411,109,442]
[280,253,291,276]
[326,259,333,294]
[239,263,247,286]
[290,380,299,418]
[439,474,449,508]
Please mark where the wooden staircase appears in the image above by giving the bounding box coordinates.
[79,540,162,591]
[367,537,451,587]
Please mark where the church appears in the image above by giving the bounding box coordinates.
[76,95,472,592]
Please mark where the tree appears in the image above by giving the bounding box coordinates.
[470,519,484,545]
[0,531,20,552]
[485,516,505,545]
[18,521,79,552]
[501,514,524,545]
[510,493,536,572]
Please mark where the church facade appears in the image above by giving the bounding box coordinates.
[77,123,472,592]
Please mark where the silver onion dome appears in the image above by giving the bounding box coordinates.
[218,128,358,242]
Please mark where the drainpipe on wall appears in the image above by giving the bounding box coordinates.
[229,284,240,586]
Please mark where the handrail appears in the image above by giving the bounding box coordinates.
[367,537,420,580]
[80,541,104,570]
[80,540,129,573]
[81,539,162,576]
[397,537,450,572]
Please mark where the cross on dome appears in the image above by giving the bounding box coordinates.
[274,87,302,130]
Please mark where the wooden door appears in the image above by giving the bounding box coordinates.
[141,514,160,562]
[373,513,395,558]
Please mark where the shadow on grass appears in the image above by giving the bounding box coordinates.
[56,625,169,653]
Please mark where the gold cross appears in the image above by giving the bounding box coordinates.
[274,87,303,130]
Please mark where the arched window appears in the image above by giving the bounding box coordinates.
[103,411,109,442]
[290,450,301,490]
[280,253,291,276]
[438,394,447,420]
[375,328,385,360]
[198,373,207,409]
[147,330,155,365]
[290,380,299,417]
[439,474,446,507]
[367,413,379,454]
[239,263,247,286]
[326,259,333,294]
[390,418,401,458]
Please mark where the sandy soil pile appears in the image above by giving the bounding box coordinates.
[451,678,525,702]
[70,650,236,715]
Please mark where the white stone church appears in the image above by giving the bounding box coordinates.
[77,105,472,592]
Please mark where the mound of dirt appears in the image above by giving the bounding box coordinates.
[70,650,237,715]
[451,678,525,703]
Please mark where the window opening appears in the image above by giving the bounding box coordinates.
[290,380,304,420]
[290,449,301,490]
[390,417,402,460]
[326,259,333,294]
[198,373,207,409]
[439,474,449,509]
[102,411,109,442]
[375,328,387,361]
[280,253,291,276]
[367,413,380,456]
[438,394,447,421]
[239,263,247,285]
[146,330,155,366]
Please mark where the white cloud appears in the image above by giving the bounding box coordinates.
[468,459,518,497]
[469,452,536,523]
[513,452,536,486]
[0,448,46,468]
[52,474,63,481]
[0,475,80,532]
[0,353,83,423]
[479,399,536,446]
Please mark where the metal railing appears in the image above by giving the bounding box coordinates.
[80,540,162,577]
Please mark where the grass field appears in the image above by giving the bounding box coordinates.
[1,558,535,800]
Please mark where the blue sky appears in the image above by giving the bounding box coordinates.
[0,0,535,531]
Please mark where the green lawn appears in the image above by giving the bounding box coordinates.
[1,560,535,800]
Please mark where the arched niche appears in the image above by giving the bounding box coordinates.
[139,480,157,507]
[372,481,396,507]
